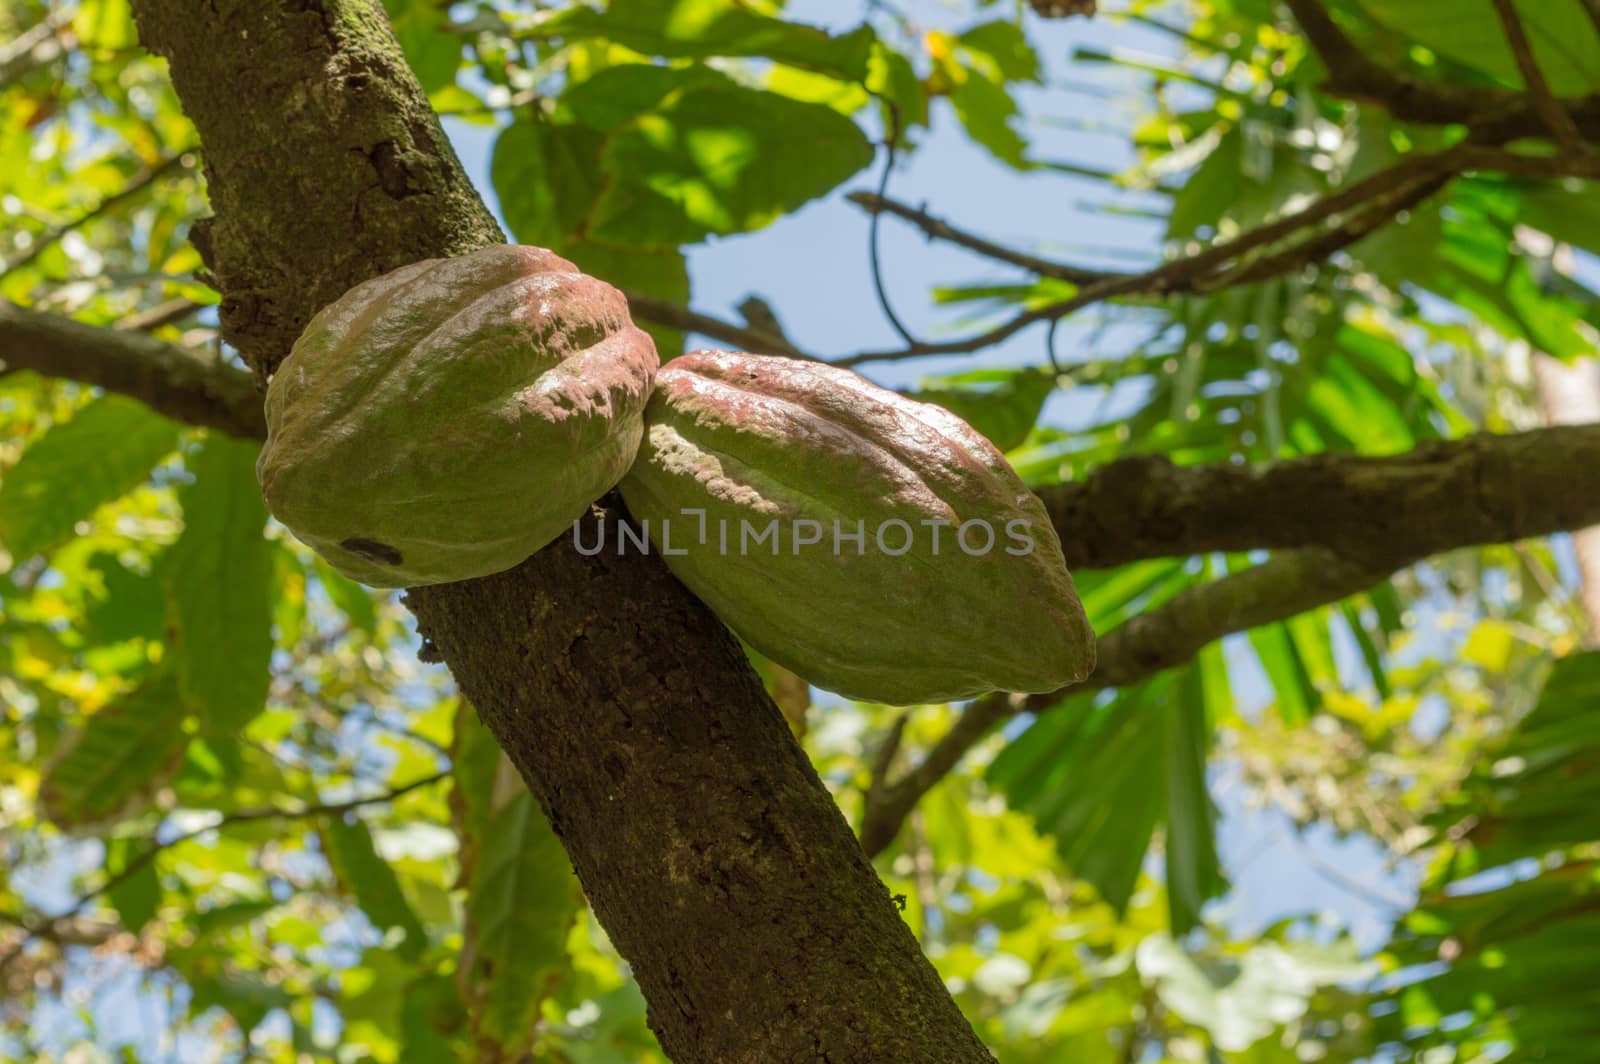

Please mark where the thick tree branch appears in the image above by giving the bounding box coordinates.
[1282,0,1600,143]
[1039,424,1600,570]
[0,301,264,438]
[840,144,1598,367]
[1490,0,1587,154]
[862,424,1600,854]
[17,301,1600,583]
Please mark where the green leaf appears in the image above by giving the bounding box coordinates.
[454,707,579,1055]
[560,63,734,131]
[167,437,274,733]
[1165,661,1223,934]
[946,64,1030,169]
[491,119,606,248]
[589,82,873,244]
[39,673,190,830]
[314,556,377,635]
[105,837,161,934]
[1359,0,1600,95]
[188,971,291,1035]
[907,368,1055,452]
[539,0,878,81]
[0,395,179,560]
[384,0,461,94]
[958,20,1042,83]
[321,817,428,960]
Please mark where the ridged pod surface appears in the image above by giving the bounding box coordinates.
[258,245,658,587]
[619,351,1095,704]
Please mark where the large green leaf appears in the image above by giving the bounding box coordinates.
[539,0,877,81]
[491,118,607,249]
[39,672,190,829]
[589,81,873,244]
[990,650,1225,926]
[908,368,1056,452]
[321,817,428,961]
[1359,0,1600,96]
[1382,653,1600,1063]
[167,436,274,733]
[454,706,580,1055]
[0,395,180,560]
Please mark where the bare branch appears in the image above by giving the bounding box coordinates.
[0,152,193,279]
[0,6,74,89]
[115,297,204,333]
[0,301,264,439]
[0,772,446,977]
[623,290,813,360]
[845,192,1123,285]
[1491,0,1588,154]
[838,145,1599,367]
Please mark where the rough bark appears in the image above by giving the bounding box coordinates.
[1038,426,1600,570]
[128,0,991,1059]
[0,301,265,439]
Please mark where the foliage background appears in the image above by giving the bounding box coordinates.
[2,0,1599,1060]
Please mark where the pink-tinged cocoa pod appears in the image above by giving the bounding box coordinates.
[257,245,658,587]
[619,350,1095,704]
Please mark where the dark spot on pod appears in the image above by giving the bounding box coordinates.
[340,537,403,566]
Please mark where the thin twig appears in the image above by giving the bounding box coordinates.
[865,105,926,349]
[622,290,811,359]
[1491,0,1587,154]
[0,772,446,975]
[846,192,1123,285]
[0,153,193,278]
[114,298,205,333]
[838,144,1599,367]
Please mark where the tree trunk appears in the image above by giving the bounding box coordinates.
[127,1,992,1059]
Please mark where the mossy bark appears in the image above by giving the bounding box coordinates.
[129,1,993,1059]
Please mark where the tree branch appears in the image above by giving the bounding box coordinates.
[0,152,192,279]
[845,192,1123,285]
[0,301,264,439]
[1282,0,1600,144]
[862,424,1600,854]
[0,6,74,89]
[859,549,1396,854]
[0,773,446,979]
[1038,424,1600,569]
[623,290,812,359]
[1490,0,1587,154]
[839,143,1596,367]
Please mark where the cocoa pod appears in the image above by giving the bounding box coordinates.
[618,351,1095,704]
[258,245,658,587]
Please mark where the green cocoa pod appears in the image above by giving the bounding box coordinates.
[258,245,657,587]
[618,351,1095,704]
